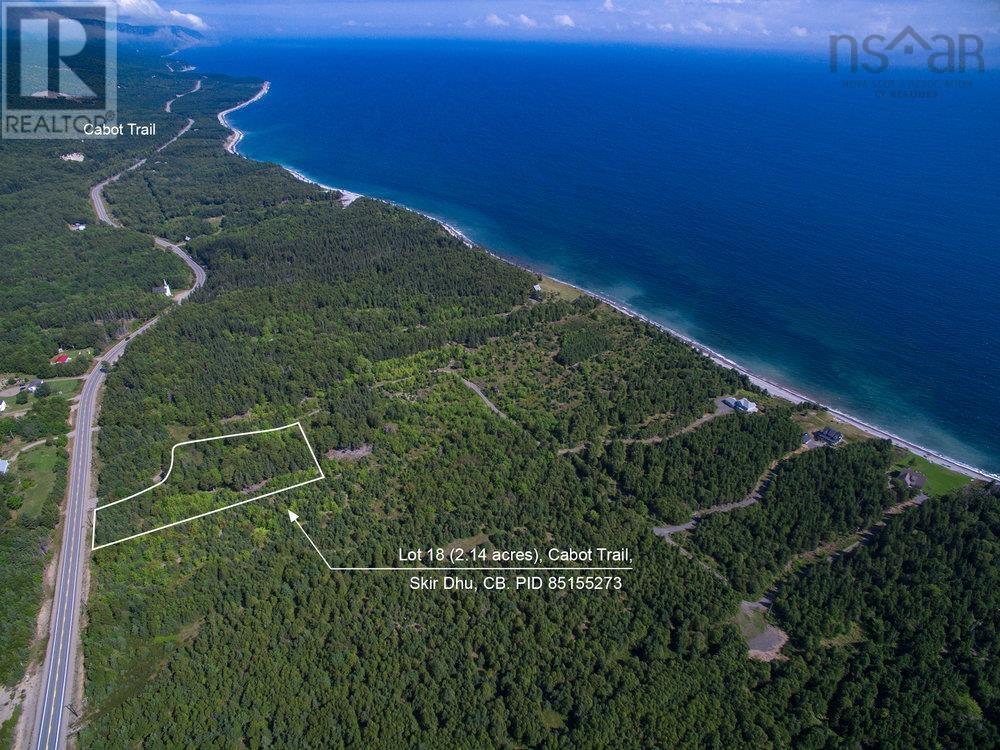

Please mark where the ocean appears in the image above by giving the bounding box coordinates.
[184,39,1000,474]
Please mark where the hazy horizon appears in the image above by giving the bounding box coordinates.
[110,0,1000,51]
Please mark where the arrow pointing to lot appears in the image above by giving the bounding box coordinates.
[285,508,633,573]
[286,508,332,569]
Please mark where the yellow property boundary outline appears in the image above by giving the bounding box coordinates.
[92,421,325,551]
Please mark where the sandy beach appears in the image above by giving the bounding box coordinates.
[218,81,271,154]
[218,82,999,485]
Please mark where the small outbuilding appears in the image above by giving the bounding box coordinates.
[0,459,9,475]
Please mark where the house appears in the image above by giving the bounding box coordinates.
[802,432,810,445]
[70,222,86,231]
[816,427,844,445]
[533,284,542,292]
[723,397,758,413]
[0,459,8,475]
[153,279,172,297]
[899,467,927,490]
[60,152,85,162]
[0,400,7,413]
[26,379,43,393]
[50,353,71,365]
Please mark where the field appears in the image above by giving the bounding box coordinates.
[13,444,63,521]
[891,451,973,496]
[0,378,80,415]
[45,378,83,398]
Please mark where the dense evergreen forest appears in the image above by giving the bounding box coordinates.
[3,49,994,748]
[774,487,998,748]
[689,440,895,596]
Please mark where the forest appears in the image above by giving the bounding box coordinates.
[596,411,801,522]
[773,487,998,748]
[2,50,995,748]
[93,426,321,548]
[688,440,895,596]
[0,49,194,377]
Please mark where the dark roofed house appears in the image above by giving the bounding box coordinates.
[25,379,44,393]
[899,467,927,490]
[816,427,844,445]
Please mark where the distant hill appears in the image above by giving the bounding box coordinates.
[77,17,206,46]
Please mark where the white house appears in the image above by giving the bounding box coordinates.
[723,396,759,413]
[153,279,171,297]
[0,459,9,475]
[70,222,86,231]
[0,400,7,413]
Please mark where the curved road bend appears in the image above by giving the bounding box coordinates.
[89,78,201,229]
[31,86,207,750]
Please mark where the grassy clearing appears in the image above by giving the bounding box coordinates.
[44,379,82,398]
[541,707,566,730]
[735,603,769,641]
[0,378,79,416]
[891,451,972,497]
[791,410,869,443]
[820,621,865,649]
[14,444,62,521]
[538,276,583,301]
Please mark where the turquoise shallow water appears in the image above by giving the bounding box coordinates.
[186,39,1000,474]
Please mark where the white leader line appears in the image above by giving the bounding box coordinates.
[93,422,325,551]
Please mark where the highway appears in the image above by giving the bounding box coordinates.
[30,84,207,750]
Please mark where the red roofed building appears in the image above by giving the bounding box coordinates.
[50,353,70,364]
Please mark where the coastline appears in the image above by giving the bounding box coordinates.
[218,81,271,154]
[219,83,999,484]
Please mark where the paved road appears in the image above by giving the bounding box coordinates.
[165,78,201,113]
[89,116,193,229]
[31,87,207,750]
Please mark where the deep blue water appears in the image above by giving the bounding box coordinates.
[185,39,1000,474]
